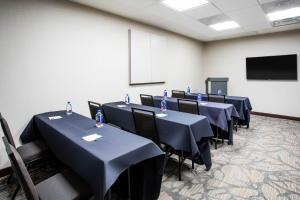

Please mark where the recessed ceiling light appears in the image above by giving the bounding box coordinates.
[267,7,300,21]
[209,21,240,31]
[161,0,209,12]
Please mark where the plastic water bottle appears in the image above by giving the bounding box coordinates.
[95,110,104,128]
[66,101,72,115]
[217,89,222,95]
[125,94,130,104]
[161,98,167,112]
[163,90,167,99]
[187,86,191,94]
[197,93,202,101]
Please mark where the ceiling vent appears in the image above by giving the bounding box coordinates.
[198,14,231,26]
[260,0,300,27]
[272,16,300,27]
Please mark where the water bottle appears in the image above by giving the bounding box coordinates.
[95,110,104,127]
[197,93,202,101]
[217,89,222,95]
[161,98,167,112]
[66,101,72,115]
[163,90,167,99]
[187,86,191,94]
[125,94,130,104]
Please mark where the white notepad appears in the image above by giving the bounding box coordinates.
[200,102,208,105]
[82,134,102,142]
[117,105,126,108]
[156,113,168,118]
[49,116,62,120]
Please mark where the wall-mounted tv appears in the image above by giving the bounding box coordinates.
[246,54,297,80]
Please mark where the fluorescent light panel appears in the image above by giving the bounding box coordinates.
[209,21,240,31]
[161,0,209,11]
[267,7,300,21]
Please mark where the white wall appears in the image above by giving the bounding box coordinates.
[203,30,300,117]
[0,0,204,168]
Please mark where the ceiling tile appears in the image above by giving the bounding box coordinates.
[70,0,300,41]
[184,4,222,19]
[243,23,272,31]
[210,0,258,12]
[258,0,282,4]
[227,4,272,28]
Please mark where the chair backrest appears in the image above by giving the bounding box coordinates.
[171,90,185,99]
[208,94,226,103]
[177,99,199,115]
[88,101,102,120]
[0,114,16,147]
[2,137,39,200]
[131,108,161,147]
[140,94,154,107]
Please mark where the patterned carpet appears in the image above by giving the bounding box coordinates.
[0,115,299,200]
[160,115,300,200]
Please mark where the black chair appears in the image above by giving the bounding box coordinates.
[131,108,189,181]
[88,101,102,120]
[207,94,226,103]
[131,108,161,147]
[171,90,185,99]
[140,94,154,107]
[0,114,47,165]
[0,113,48,198]
[3,137,93,200]
[207,94,227,148]
[177,99,199,115]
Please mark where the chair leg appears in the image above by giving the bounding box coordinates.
[215,128,218,149]
[178,154,182,181]
[163,147,171,171]
[105,189,111,200]
[11,184,20,200]
[6,171,13,184]
[127,169,131,200]
[192,159,194,169]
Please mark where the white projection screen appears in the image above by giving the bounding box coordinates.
[129,29,166,85]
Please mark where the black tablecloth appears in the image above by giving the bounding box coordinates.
[20,111,164,200]
[153,96,239,144]
[102,102,214,168]
[185,93,252,127]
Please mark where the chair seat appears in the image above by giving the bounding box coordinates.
[17,140,48,163]
[36,170,92,200]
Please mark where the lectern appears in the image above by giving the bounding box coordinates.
[205,77,229,95]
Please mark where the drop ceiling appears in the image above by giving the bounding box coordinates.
[69,0,300,41]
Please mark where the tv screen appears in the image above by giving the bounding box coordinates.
[246,54,297,80]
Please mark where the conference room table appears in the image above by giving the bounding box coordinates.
[102,102,214,169]
[153,96,239,145]
[185,93,252,128]
[20,111,165,200]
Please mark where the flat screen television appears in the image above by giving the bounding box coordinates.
[246,54,297,80]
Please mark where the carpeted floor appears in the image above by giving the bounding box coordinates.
[1,115,299,200]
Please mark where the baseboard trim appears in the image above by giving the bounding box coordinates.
[0,167,11,178]
[251,111,300,121]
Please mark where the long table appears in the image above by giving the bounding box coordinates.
[20,111,165,200]
[102,102,214,169]
[153,96,239,145]
[185,93,252,128]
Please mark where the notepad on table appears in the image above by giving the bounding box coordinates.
[117,105,126,108]
[49,116,63,120]
[156,113,168,118]
[82,134,102,142]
